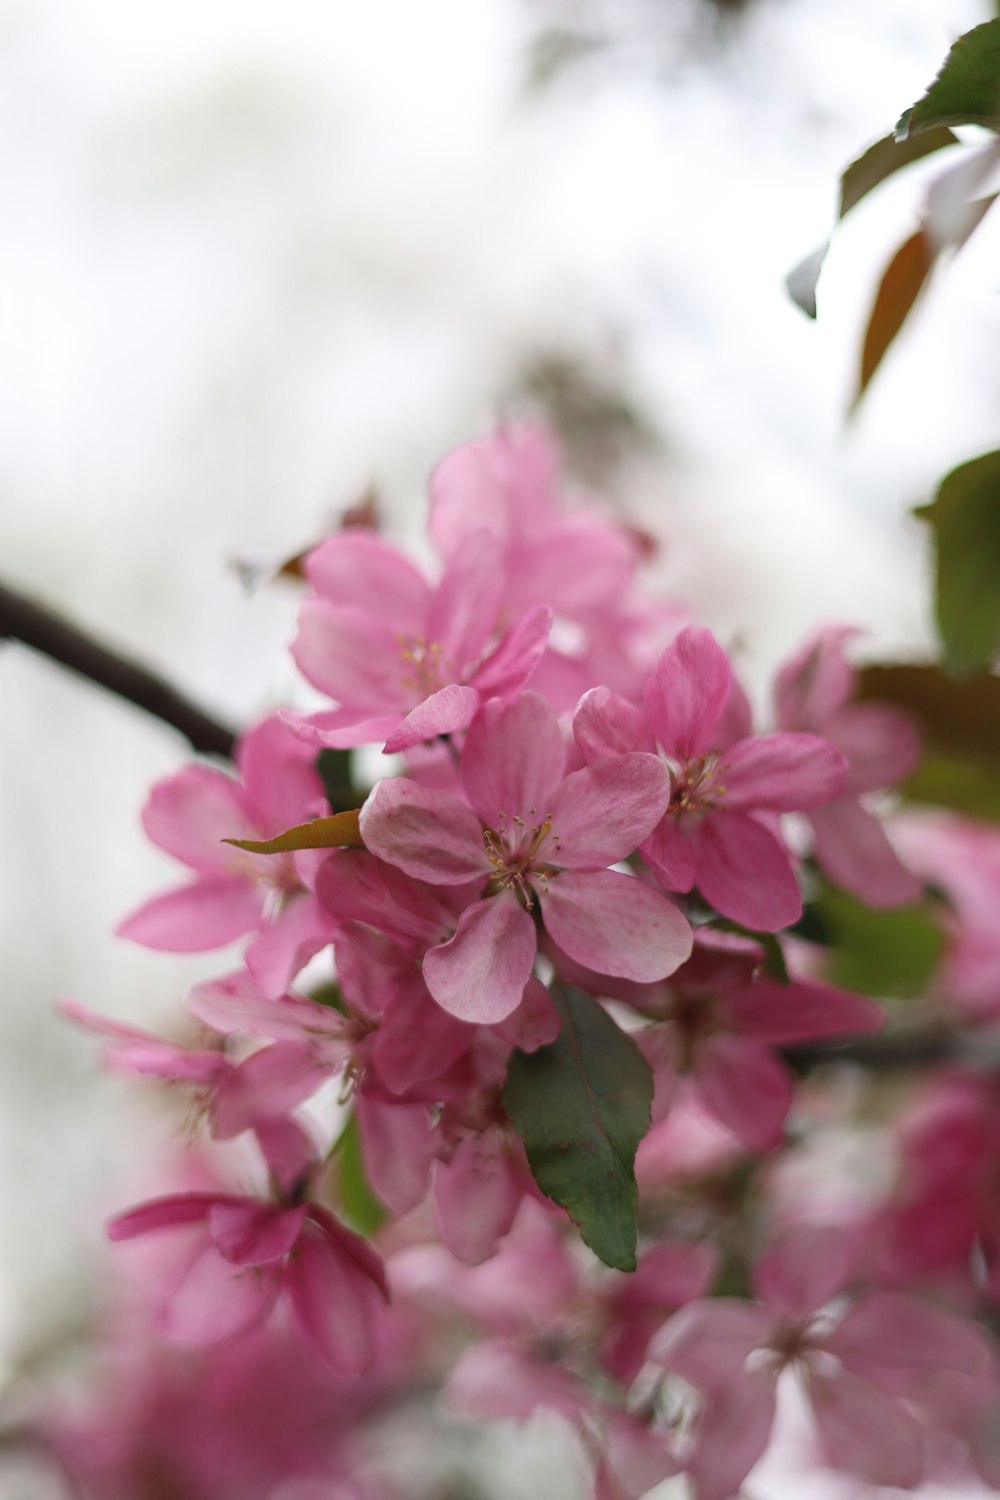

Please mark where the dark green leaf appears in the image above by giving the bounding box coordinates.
[223,808,364,854]
[857,662,1000,760]
[840,127,960,215]
[502,987,652,1271]
[821,885,944,1000]
[316,748,357,813]
[902,750,1000,821]
[332,1113,387,1235]
[916,450,1000,675]
[897,20,1000,138]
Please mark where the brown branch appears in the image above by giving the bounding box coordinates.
[0,579,236,759]
[782,1030,969,1071]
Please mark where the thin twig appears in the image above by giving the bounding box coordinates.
[0,579,236,758]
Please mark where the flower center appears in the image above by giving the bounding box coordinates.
[668,752,729,817]
[397,635,447,697]
[482,810,562,908]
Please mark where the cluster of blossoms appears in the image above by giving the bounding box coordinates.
[44,426,1000,1499]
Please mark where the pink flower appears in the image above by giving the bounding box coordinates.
[654,1223,992,1499]
[291,527,551,752]
[359,693,692,1023]
[108,1130,388,1374]
[117,715,337,997]
[775,627,922,906]
[575,626,848,930]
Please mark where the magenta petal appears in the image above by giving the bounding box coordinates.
[446,1342,589,1422]
[573,686,655,763]
[722,733,847,812]
[116,878,264,952]
[549,753,670,868]
[494,977,561,1052]
[428,530,505,668]
[641,816,697,893]
[383,684,481,753]
[160,1240,281,1345]
[752,1224,854,1320]
[423,899,537,1024]
[208,1201,306,1265]
[653,1298,772,1390]
[187,969,340,1040]
[824,1293,991,1380]
[688,1369,778,1500]
[235,714,326,836]
[824,702,921,792]
[472,605,552,699]
[643,626,731,761]
[359,778,486,884]
[293,709,402,750]
[809,798,922,908]
[543,870,692,983]
[460,693,565,828]
[209,1042,328,1139]
[304,532,430,633]
[291,599,406,710]
[246,894,336,999]
[695,1034,791,1149]
[807,1368,925,1489]
[316,848,460,951]
[286,1217,382,1374]
[722,976,883,1042]
[689,815,802,931]
[355,1093,435,1215]
[774,626,856,727]
[107,1193,222,1241]
[434,1132,522,1264]
[373,970,471,1092]
[141,765,257,873]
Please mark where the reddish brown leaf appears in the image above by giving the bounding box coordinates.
[852,229,935,409]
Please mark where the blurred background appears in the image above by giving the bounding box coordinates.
[2,0,1000,1493]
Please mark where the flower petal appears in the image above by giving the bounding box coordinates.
[303,532,430,633]
[383,684,482,753]
[160,1241,281,1345]
[460,693,565,829]
[807,1367,925,1489]
[116,878,265,952]
[423,898,537,1024]
[291,600,406,711]
[471,605,552,700]
[359,778,487,884]
[652,1298,773,1390]
[208,1201,306,1266]
[641,816,697,893]
[752,1223,854,1319]
[107,1193,221,1241]
[721,976,883,1042]
[316,848,460,951]
[543,871,692,983]
[286,1218,382,1374]
[141,765,257,873]
[722,733,847,812]
[695,1034,791,1150]
[245,893,337,998]
[825,702,920,793]
[573,686,655,763]
[549,753,670,868]
[688,815,802,931]
[434,1132,522,1264]
[809,797,922,908]
[644,627,731,761]
[687,1369,777,1500]
[355,1092,436,1215]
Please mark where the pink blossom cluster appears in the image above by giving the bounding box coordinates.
[44,426,1000,1499]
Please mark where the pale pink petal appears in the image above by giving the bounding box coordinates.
[688,1368,778,1500]
[140,765,256,873]
[652,1299,773,1390]
[255,1117,315,1197]
[210,1042,328,1138]
[774,626,857,727]
[423,898,537,1024]
[116,878,264,951]
[103,1040,226,1084]
[160,1240,282,1345]
[641,816,697,893]
[208,1201,307,1265]
[291,600,406,710]
[286,1217,383,1373]
[824,1293,992,1381]
[643,627,731,761]
[303,532,430,633]
[471,605,552,699]
[308,1202,389,1298]
[291,708,401,750]
[460,693,565,828]
[246,893,337,998]
[187,969,342,1040]
[107,1193,222,1241]
[235,714,326,834]
[445,1341,589,1422]
[542,870,692,982]
[714,675,754,749]
[494,977,561,1052]
[695,1034,791,1149]
[809,798,922,907]
[428,425,559,555]
[373,971,471,1092]
[807,1368,925,1488]
[512,516,637,617]
[434,1133,522,1264]
[722,733,847,812]
[572,686,655,762]
[427,530,505,668]
[355,1092,435,1215]
[383,684,481,753]
[721,977,883,1042]
[688,815,802,931]
[359,778,487,884]
[600,1415,679,1499]
[316,848,461,951]
[549,753,670,867]
[824,702,920,793]
[752,1224,854,1319]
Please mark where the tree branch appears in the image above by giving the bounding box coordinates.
[0,579,236,759]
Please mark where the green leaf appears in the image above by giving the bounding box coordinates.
[897,19,1000,138]
[332,1113,387,1235]
[851,228,935,409]
[820,885,944,1000]
[502,987,652,1271]
[916,450,1000,675]
[316,748,357,813]
[901,750,1000,821]
[857,661,1000,760]
[223,808,363,854]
